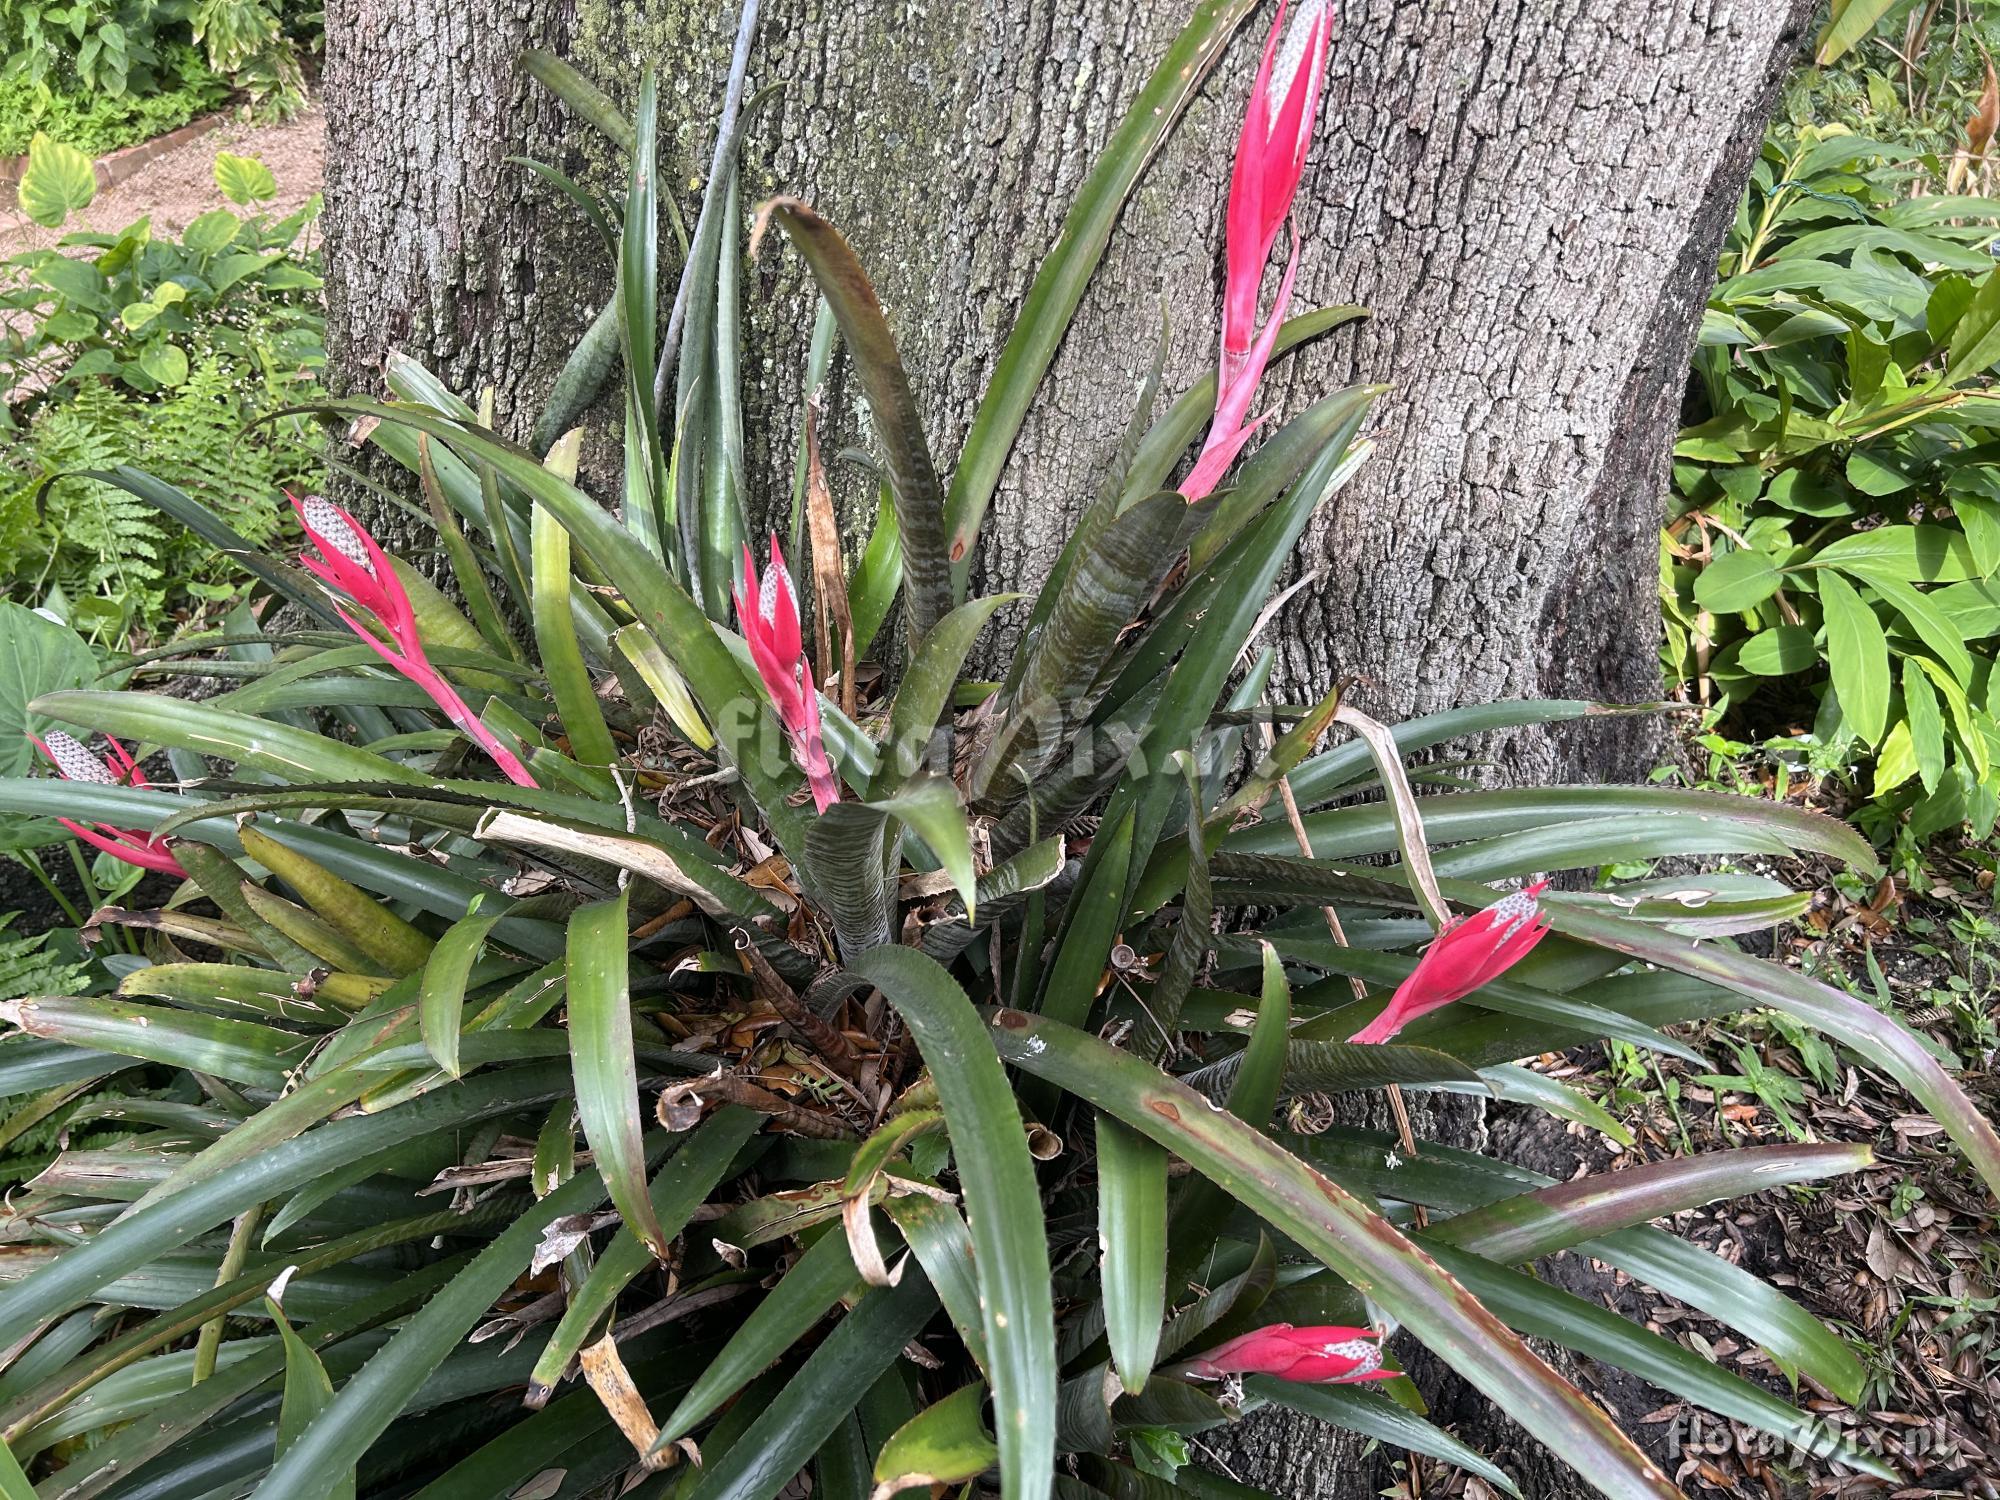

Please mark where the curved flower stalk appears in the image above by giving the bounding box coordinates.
[31,730,188,878]
[1349,881,1552,1044]
[1183,1323,1394,1384]
[292,494,537,788]
[1183,0,1333,502]
[734,536,840,812]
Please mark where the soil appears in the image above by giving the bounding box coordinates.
[0,105,325,259]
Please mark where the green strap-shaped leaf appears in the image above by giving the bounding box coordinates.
[1244,1379,1518,1497]
[806,777,977,960]
[1097,1114,1167,1396]
[1546,901,2000,1203]
[882,1192,989,1377]
[851,947,1056,1500]
[1431,1244,1892,1479]
[1429,1141,1873,1267]
[418,904,503,1078]
[269,1298,355,1500]
[31,689,432,787]
[0,997,305,1090]
[567,889,667,1260]
[245,1157,622,1500]
[754,197,950,642]
[1166,947,1289,1282]
[527,1108,764,1402]
[940,0,1261,588]
[617,72,669,562]
[239,823,435,977]
[657,1227,866,1447]
[531,500,619,765]
[1285,1128,1867,1402]
[876,594,1018,796]
[0,1057,578,1357]
[986,1008,1683,1500]
[973,493,1194,810]
[683,1274,940,1500]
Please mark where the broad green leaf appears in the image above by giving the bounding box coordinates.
[1847,567,1974,684]
[214,151,278,204]
[1097,1115,1168,1396]
[567,889,666,1259]
[872,1384,999,1496]
[755,198,950,641]
[852,947,1057,1500]
[987,1010,1681,1499]
[17,132,95,227]
[1818,568,1890,744]
[1692,548,1782,612]
[1948,255,2000,378]
[0,602,97,787]
[1810,524,1977,582]
[1736,625,1816,675]
[1902,657,1947,792]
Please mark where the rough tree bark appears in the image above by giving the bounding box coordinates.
[323,0,1809,1492]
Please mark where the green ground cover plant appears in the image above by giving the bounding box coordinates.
[2,145,324,644]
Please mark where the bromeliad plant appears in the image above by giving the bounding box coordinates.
[2,5,1998,1500]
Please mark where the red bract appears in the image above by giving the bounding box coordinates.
[292,494,537,788]
[31,730,188,879]
[1349,881,1552,1044]
[1186,1323,1393,1384]
[1183,0,1332,503]
[734,536,840,813]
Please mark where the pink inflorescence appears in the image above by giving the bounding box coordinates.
[292,493,537,788]
[1349,880,1552,1044]
[1183,0,1334,503]
[31,730,188,878]
[733,535,840,813]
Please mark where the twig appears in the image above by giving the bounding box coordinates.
[733,929,864,1082]
[658,1072,856,1139]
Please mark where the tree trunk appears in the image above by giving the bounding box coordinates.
[322,0,1808,1493]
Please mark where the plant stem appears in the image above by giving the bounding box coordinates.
[192,1203,265,1385]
